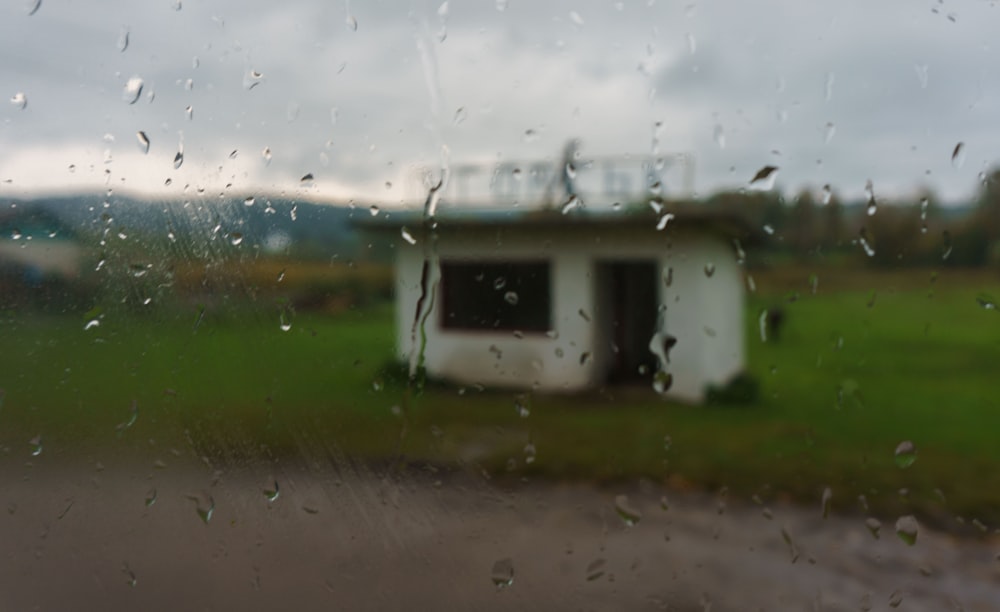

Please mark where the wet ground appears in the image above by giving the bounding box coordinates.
[2,452,999,611]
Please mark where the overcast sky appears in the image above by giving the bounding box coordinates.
[1,0,998,208]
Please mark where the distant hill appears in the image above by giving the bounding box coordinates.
[6,193,367,260]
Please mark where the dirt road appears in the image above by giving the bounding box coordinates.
[2,452,998,611]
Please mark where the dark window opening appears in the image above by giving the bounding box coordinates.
[440,260,551,332]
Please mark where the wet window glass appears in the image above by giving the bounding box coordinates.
[2,1,1000,610]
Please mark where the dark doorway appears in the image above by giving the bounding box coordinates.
[602,260,659,382]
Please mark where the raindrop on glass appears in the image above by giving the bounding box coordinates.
[346,13,358,31]
[894,515,918,546]
[244,196,255,207]
[453,107,467,125]
[369,205,380,217]
[117,27,130,51]
[279,310,292,332]
[300,173,314,185]
[569,10,584,26]
[914,64,929,89]
[712,124,725,149]
[865,517,881,539]
[824,71,835,102]
[185,105,193,120]
[976,293,997,310]
[561,195,583,215]
[122,76,144,104]
[758,309,768,342]
[951,142,966,169]
[262,147,272,165]
[496,0,508,10]
[244,69,264,90]
[28,435,42,456]
[703,263,715,277]
[748,165,778,191]
[858,228,875,257]
[585,558,606,581]
[821,184,832,204]
[504,291,518,305]
[864,180,877,216]
[941,230,952,261]
[25,0,41,16]
[145,488,157,507]
[136,131,150,154]
[824,122,836,144]
[173,151,183,169]
[84,319,100,330]
[490,558,514,590]
[894,440,917,468]
[652,371,672,393]
[656,213,674,231]
[614,494,642,526]
[10,92,27,110]
[821,487,832,519]
[10,228,22,240]
[400,227,416,245]
[229,232,243,246]
[263,481,279,503]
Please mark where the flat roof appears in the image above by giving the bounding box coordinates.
[353,204,751,236]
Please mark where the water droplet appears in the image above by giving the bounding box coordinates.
[300,173,314,184]
[263,481,279,503]
[453,107,467,125]
[145,488,157,507]
[561,195,583,214]
[130,264,149,277]
[703,263,715,277]
[229,232,243,246]
[821,184,832,204]
[243,196,255,207]
[279,309,293,332]
[951,142,966,169]
[824,121,836,144]
[895,515,918,546]
[858,228,875,257]
[656,213,674,231]
[864,179,877,215]
[173,150,184,169]
[10,228,22,240]
[976,293,997,310]
[262,147,272,165]
[25,0,41,16]
[941,230,952,261]
[192,496,214,524]
[821,487,832,519]
[28,435,42,456]
[84,319,100,330]
[136,131,150,154]
[762,224,774,235]
[122,76,144,104]
[400,227,416,245]
[889,590,903,608]
[369,205,380,217]
[490,558,514,590]
[496,0,508,10]
[122,563,137,587]
[276,269,286,283]
[652,371,672,393]
[686,31,696,54]
[824,71,835,102]
[863,517,881,539]
[780,525,799,563]
[243,69,264,90]
[493,277,506,290]
[504,291,518,305]
[346,13,358,31]
[10,92,27,110]
[758,309,768,342]
[569,10,584,26]
[914,63,929,89]
[749,165,778,191]
[117,27,130,52]
[523,128,539,143]
[712,124,725,149]
[894,440,917,468]
[172,0,182,10]
[614,494,642,526]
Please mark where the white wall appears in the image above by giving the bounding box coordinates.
[393,222,745,401]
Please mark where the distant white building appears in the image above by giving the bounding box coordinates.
[363,207,747,403]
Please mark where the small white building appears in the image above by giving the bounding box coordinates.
[364,208,747,403]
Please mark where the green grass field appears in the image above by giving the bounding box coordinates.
[2,266,999,527]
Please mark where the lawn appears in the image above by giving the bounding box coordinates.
[2,266,1000,527]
